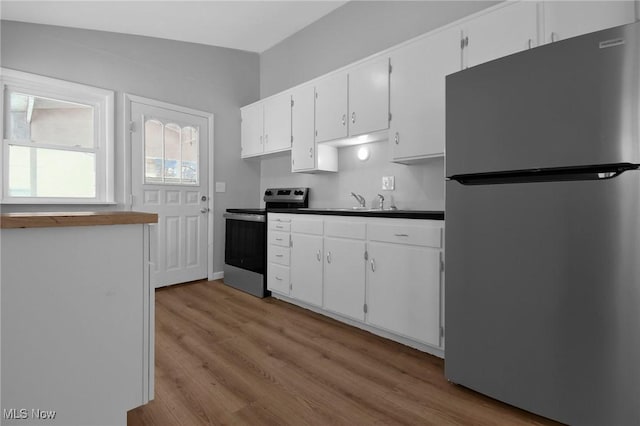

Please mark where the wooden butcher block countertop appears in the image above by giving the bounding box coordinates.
[0,211,158,229]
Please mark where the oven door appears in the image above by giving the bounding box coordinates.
[224,213,265,275]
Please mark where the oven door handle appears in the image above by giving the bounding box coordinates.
[223,213,266,223]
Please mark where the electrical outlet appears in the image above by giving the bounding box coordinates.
[382,176,395,190]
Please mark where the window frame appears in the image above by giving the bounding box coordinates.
[1,68,115,204]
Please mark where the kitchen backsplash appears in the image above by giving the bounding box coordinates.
[260,141,444,211]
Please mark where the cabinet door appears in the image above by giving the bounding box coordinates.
[290,233,323,306]
[315,72,348,143]
[367,242,441,347]
[348,56,390,137]
[390,26,461,161]
[240,102,263,157]
[268,262,290,295]
[324,237,366,321]
[543,1,635,44]
[291,85,316,171]
[463,1,538,69]
[263,92,292,153]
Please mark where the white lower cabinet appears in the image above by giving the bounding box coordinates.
[267,214,292,296]
[290,233,324,306]
[268,214,445,355]
[367,242,442,347]
[324,236,366,321]
[268,263,290,295]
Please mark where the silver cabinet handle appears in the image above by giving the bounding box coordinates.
[527,39,532,49]
[370,258,375,272]
[326,251,332,264]
[351,112,356,124]
[394,132,399,145]
[316,250,321,261]
[275,276,283,281]
[551,32,557,42]
[309,147,313,158]
[394,233,409,237]
[276,238,283,241]
[341,114,346,126]
[260,135,263,144]
[275,225,283,229]
[265,134,268,144]
[275,254,283,258]
[200,207,209,213]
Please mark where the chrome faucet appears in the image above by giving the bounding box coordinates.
[351,192,366,208]
[377,194,385,210]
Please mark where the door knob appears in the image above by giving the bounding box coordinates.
[200,207,210,213]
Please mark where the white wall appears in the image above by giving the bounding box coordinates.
[260,142,445,210]
[258,1,497,210]
[0,20,261,275]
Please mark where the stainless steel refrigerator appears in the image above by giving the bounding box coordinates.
[445,22,640,425]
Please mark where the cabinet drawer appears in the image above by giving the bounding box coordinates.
[367,222,442,248]
[268,263,290,288]
[269,231,290,247]
[270,221,291,232]
[325,220,366,239]
[291,217,323,235]
[269,245,290,266]
[268,214,292,224]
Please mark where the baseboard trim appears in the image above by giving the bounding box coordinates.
[210,271,224,281]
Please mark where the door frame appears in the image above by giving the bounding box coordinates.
[123,93,215,280]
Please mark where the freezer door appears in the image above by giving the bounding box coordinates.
[446,21,640,177]
[445,171,640,425]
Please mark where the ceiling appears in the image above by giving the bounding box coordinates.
[0,1,349,53]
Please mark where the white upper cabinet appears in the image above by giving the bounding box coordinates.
[462,1,539,69]
[243,0,633,163]
[240,102,263,158]
[291,85,316,171]
[314,72,349,143]
[291,85,338,173]
[543,1,636,43]
[390,25,461,163]
[240,92,291,158]
[314,57,390,144]
[348,56,390,137]
[263,92,292,152]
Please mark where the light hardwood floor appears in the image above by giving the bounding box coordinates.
[127,280,560,426]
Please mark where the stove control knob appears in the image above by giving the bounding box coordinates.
[265,190,273,196]
[294,190,304,195]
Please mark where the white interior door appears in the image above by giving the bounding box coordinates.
[130,100,210,288]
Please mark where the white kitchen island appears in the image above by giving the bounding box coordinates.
[0,211,157,426]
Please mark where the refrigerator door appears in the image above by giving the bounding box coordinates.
[446,21,640,177]
[445,171,640,425]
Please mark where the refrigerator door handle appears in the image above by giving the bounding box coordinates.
[449,163,639,186]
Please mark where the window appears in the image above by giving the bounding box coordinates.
[1,69,114,203]
[144,119,199,185]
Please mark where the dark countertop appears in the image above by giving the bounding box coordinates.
[269,208,444,220]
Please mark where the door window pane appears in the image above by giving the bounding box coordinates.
[144,119,163,183]
[7,92,94,148]
[164,123,181,182]
[143,119,199,185]
[181,126,199,183]
[8,145,96,198]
